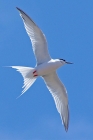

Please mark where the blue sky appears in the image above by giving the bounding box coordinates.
[0,0,93,139]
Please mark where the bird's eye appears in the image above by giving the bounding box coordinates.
[59,59,66,61]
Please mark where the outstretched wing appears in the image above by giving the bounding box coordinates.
[43,72,69,131]
[16,7,51,65]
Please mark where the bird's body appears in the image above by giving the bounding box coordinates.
[36,59,63,76]
[9,7,72,131]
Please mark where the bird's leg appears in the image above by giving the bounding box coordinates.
[33,70,36,74]
[33,70,38,77]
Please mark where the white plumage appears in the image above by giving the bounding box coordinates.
[10,7,72,131]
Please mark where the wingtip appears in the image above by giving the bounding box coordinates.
[16,7,19,10]
[63,120,69,132]
[65,110,69,132]
[64,124,69,132]
[16,7,22,12]
[61,105,69,132]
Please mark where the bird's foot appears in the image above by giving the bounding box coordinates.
[33,70,38,77]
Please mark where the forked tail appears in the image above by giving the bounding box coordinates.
[10,66,37,97]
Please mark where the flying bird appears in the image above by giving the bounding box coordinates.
[10,7,73,131]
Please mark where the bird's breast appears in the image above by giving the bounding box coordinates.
[36,60,61,76]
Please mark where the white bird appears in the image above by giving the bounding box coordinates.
[10,7,73,131]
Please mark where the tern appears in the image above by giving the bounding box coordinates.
[10,7,72,131]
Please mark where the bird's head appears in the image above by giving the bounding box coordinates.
[59,59,73,65]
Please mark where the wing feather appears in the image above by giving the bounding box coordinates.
[16,7,51,65]
[43,72,69,131]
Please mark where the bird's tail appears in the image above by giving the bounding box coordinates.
[10,66,37,98]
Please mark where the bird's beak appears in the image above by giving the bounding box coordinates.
[66,61,73,64]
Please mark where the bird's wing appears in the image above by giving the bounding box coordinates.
[42,72,69,131]
[16,7,51,65]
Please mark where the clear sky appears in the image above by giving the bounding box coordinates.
[0,0,93,140]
